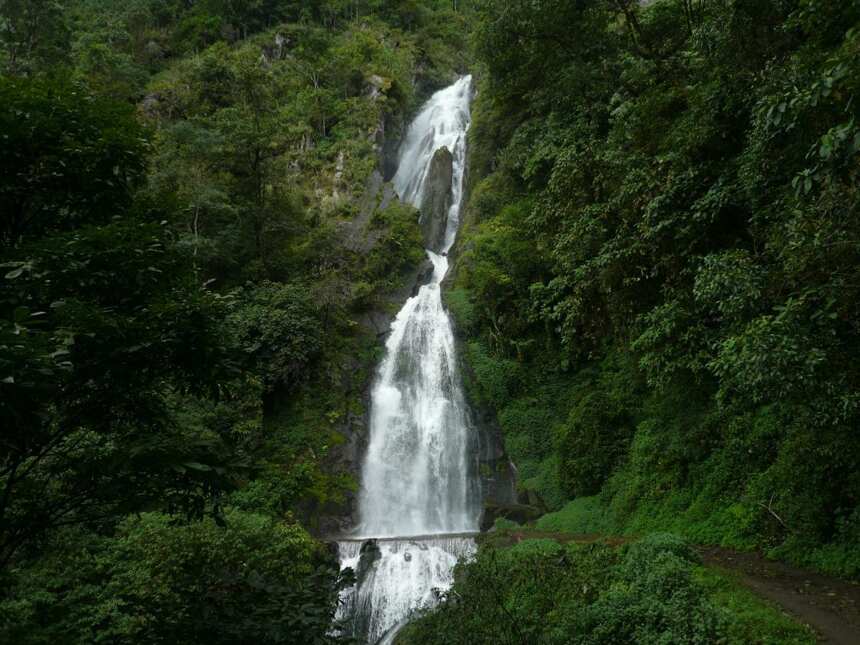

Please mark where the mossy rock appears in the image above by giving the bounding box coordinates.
[481,501,543,532]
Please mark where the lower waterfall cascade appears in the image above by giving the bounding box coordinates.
[337,76,479,643]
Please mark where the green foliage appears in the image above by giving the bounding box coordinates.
[454,0,860,578]
[71,24,150,100]
[0,77,242,567]
[399,534,814,645]
[0,511,350,644]
[558,391,634,498]
[463,340,520,410]
[455,197,547,357]
[442,288,477,335]
[365,199,424,290]
[1,3,469,640]
[0,76,148,244]
[535,497,614,535]
[0,0,70,75]
[229,282,324,392]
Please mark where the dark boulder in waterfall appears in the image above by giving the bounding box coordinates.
[356,539,381,585]
[411,259,435,296]
[419,146,454,253]
[347,539,383,642]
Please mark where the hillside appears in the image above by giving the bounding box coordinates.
[1,2,469,641]
[448,0,860,576]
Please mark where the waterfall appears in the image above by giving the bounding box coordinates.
[337,536,477,644]
[338,76,478,643]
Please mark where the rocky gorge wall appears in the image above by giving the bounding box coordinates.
[309,94,518,538]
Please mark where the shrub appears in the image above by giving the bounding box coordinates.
[0,511,349,644]
[558,391,635,497]
[398,534,808,645]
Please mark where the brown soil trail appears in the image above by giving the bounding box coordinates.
[699,546,860,645]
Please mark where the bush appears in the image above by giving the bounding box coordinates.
[399,534,809,645]
[229,282,324,392]
[0,511,349,644]
[535,497,614,535]
[558,392,635,497]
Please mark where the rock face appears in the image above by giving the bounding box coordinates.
[517,488,549,511]
[473,405,518,511]
[440,150,520,530]
[347,539,382,639]
[356,540,382,585]
[373,111,406,182]
[315,170,428,538]
[419,146,454,253]
[480,501,544,532]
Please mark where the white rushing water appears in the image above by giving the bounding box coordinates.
[392,75,472,255]
[338,76,478,644]
[338,536,477,644]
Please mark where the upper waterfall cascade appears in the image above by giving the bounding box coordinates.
[338,75,478,644]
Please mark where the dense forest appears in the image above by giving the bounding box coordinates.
[1,1,468,642]
[1,0,859,643]
[450,0,860,570]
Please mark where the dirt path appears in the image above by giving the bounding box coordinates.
[699,547,860,645]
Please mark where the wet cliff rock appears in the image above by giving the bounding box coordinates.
[356,539,382,584]
[441,145,520,528]
[479,502,544,532]
[419,146,454,253]
[313,171,430,538]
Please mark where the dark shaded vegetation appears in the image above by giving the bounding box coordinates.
[0,1,468,641]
